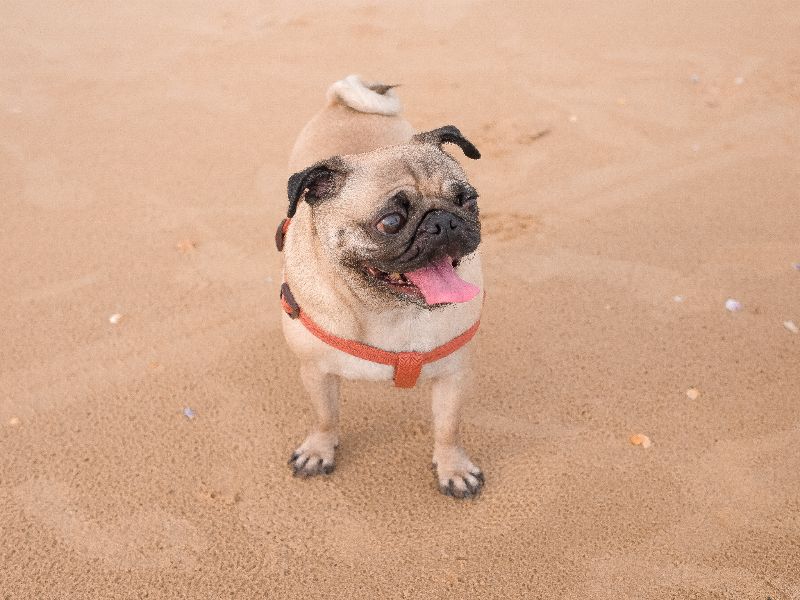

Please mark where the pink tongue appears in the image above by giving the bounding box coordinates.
[404,257,480,305]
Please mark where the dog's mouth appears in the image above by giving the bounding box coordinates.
[363,256,480,306]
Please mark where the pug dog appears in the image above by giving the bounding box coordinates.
[278,75,485,498]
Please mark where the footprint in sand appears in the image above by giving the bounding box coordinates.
[23,157,96,210]
[13,479,206,569]
[481,211,537,242]
[475,120,552,157]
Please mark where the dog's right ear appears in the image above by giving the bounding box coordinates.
[413,125,481,160]
[286,156,348,218]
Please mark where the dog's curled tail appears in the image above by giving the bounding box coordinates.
[326,74,401,116]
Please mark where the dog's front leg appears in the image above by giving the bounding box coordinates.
[288,362,339,477]
[431,369,484,498]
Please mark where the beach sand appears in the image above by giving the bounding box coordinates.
[1,1,799,598]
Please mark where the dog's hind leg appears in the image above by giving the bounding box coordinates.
[430,369,484,499]
[288,362,340,477]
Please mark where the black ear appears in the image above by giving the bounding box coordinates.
[413,125,481,160]
[286,157,348,218]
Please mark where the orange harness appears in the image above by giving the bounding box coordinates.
[276,218,481,388]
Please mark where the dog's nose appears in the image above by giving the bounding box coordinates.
[420,211,460,236]
[392,208,480,268]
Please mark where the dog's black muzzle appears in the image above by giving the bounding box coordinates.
[382,210,481,272]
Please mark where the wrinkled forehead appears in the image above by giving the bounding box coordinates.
[345,144,468,199]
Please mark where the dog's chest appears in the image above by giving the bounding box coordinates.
[282,305,474,383]
[317,343,466,383]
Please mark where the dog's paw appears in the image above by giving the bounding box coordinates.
[432,446,484,499]
[288,431,337,478]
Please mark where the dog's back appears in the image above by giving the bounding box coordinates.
[288,75,415,172]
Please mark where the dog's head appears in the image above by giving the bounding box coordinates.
[285,126,482,308]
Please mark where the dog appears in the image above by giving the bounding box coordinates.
[277,75,484,498]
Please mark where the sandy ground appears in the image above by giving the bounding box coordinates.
[2,1,799,598]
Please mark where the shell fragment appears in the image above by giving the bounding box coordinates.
[630,433,653,448]
[725,299,742,312]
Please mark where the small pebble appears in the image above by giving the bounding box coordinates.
[690,74,700,84]
[265,276,273,283]
[176,239,197,254]
[673,295,685,303]
[109,313,122,324]
[691,144,700,152]
[725,298,742,312]
[704,86,720,107]
[8,417,21,426]
[734,76,744,85]
[630,433,653,448]
[183,407,196,420]
[568,114,578,123]
[784,321,799,334]
[686,388,699,400]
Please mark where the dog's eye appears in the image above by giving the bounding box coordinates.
[459,192,478,214]
[376,212,406,234]
[456,187,479,213]
[462,195,478,213]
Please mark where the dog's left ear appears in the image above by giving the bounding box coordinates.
[413,125,481,160]
[286,156,349,218]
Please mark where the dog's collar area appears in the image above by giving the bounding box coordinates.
[279,282,480,388]
[276,217,480,388]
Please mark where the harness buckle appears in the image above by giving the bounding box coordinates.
[394,352,424,388]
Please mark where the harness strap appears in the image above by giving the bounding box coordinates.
[275,218,291,251]
[279,282,479,388]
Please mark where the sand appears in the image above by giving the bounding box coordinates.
[1,1,799,598]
